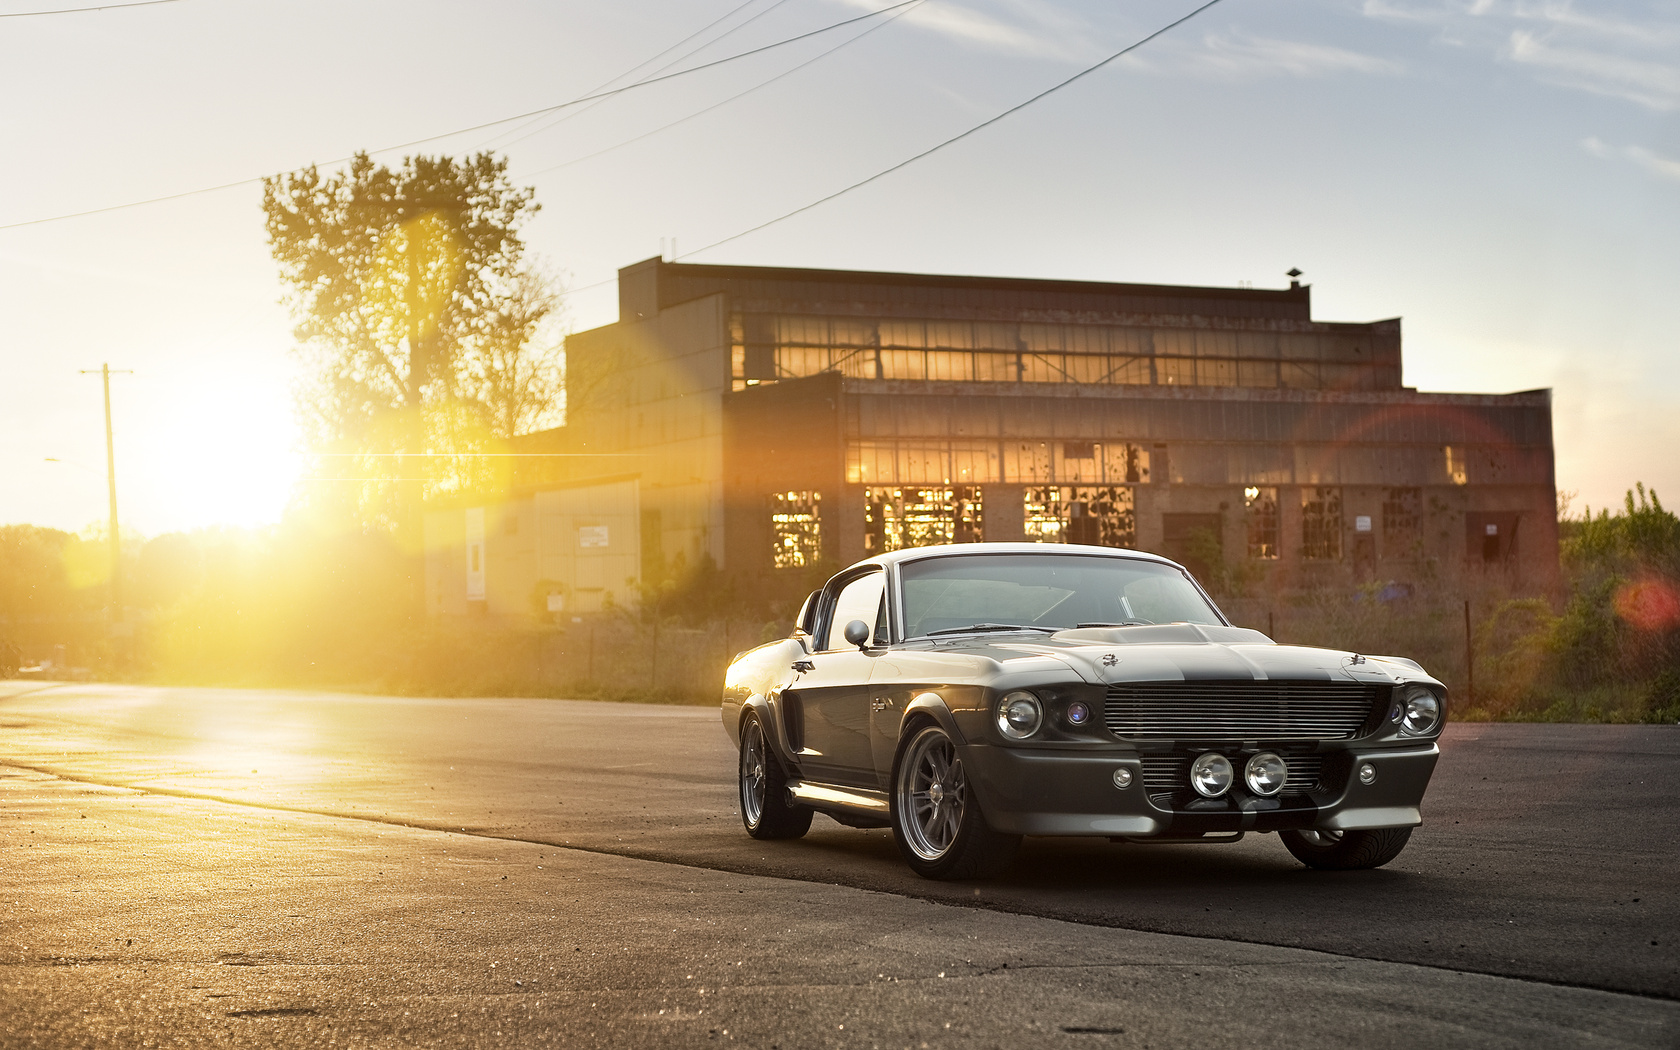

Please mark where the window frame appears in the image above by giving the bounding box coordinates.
[814,566,889,653]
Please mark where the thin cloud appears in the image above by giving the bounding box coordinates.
[1365,0,1680,109]
[1627,145,1680,182]
[1118,30,1402,80]
[1509,29,1680,110]
[836,0,1090,61]
[1192,33,1404,77]
[1580,136,1680,183]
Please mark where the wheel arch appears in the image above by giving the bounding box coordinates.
[740,694,800,774]
[898,691,967,745]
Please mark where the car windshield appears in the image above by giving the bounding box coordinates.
[898,553,1222,639]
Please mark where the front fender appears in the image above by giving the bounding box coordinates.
[898,691,967,746]
[737,693,803,775]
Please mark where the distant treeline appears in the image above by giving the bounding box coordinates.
[2,487,1676,720]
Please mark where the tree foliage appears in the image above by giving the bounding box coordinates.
[262,152,563,530]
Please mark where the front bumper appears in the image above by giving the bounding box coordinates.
[963,741,1440,838]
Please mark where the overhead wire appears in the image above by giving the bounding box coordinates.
[0,0,919,231]
[677,0,1229,260]
[517,0,925,178]
[0,0,182,16]
[477,0,773,150]
[491,0,800,152]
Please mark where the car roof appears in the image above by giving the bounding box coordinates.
[856,542,1187,573]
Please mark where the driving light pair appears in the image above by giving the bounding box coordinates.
[1190,751,1289,798]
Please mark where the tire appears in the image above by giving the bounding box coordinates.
[1280,827,1412,870]
[739,713,813,840]
[890,723,1020,880]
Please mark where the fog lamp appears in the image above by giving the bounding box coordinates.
[1244,752,1288,797]
[1066,701,1091,726]
[1112,767,1134,789]
[1189,752,1234,798]
[996,691,1043,740]
[1358,762,1377,785]
[1400,686,1441,736]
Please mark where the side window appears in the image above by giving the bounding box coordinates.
[825,572,886,650]
[795,590,820,636]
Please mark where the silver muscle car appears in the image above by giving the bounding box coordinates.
[722,543,1445,880]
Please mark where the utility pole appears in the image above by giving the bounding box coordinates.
[80,364,131,620]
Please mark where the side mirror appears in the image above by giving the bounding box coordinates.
[843,619,872,649]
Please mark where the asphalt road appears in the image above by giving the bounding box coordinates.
[2,681,1676,1048]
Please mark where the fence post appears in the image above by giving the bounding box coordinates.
[1463,598,1474,704]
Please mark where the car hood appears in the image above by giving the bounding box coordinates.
[906,623,1427,687]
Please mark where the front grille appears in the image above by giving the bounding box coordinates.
[1140,751,1327,806]
[1105,681,1382,739]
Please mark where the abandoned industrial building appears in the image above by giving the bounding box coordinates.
[424,258,1557,618]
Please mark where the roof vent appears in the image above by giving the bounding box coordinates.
[1287,267,1303,290]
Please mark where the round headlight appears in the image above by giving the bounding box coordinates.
[1066,700,1091,726]
[1400,686,1441,735]
[1244,752,1288,797]
[996,691,1043,740]
[1189,752,1234,798]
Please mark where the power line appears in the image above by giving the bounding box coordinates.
[479,0,771,150]
[518,0,925,178]
[679,0,1229,260]
[492,0,800,153]
[0,0,182,16]
[0,0,918,231]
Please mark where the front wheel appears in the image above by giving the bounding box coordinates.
[890,723,1020,880]
[739,713,812,840]
[1280,826,1412,869]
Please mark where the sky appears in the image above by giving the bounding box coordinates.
[1,0,1676,537]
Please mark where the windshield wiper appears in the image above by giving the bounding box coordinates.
[925,623,1059,636]
[1075,620,1155,627]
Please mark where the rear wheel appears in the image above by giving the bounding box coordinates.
[1281,827,1412,869]
[890,723,1019,880]
[739,713,812,840]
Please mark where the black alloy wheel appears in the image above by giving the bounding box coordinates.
[890,723,1020,880]
[739,712,813,840]
[1280,826,1412,869]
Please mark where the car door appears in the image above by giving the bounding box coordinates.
[790,569,884,789]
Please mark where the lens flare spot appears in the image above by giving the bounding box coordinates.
[1614,577,1680,632]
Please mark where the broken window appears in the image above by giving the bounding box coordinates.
[1382,487,1421,558]
[770,491,821,569]
[1023,486,1137,548]
[1244,486,1279,559]
[1444,446,1468,486]
[1301,486,1344,560]
[864,487,983,552]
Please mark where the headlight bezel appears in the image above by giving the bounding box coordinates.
[995,690,1044,740]
[1398,684,1443,737]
